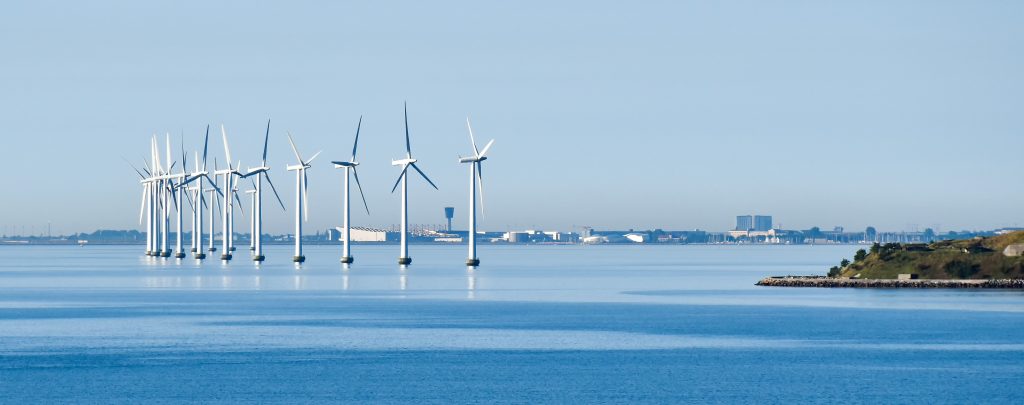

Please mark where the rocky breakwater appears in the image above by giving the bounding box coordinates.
[756,276,1024,289]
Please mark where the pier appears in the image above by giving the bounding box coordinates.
[756,276,1024,289]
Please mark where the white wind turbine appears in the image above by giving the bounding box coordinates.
[390,103,438,265]
[459,117,495,267]
[331,116,370,264]
[206,160,221,255]
[152,134,174,258]
[174,132,218,259]
[187,126,215,259]
[285,132,321,263]
[215,125,245,261]
[240,119,286,262]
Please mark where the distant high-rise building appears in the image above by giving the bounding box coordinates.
[736,214,773,231]
[736,215,753,231]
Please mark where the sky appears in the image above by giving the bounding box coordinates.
[1,0,1022,235]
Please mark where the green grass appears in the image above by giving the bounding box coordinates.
[837,231,1024,280]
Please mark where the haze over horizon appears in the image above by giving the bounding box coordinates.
[1,1,1021,235]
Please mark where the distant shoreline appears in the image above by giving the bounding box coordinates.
[757,276,1024,289]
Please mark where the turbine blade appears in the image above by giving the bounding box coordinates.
[352,167,370,215]
[264,172,287,211]
[165,133,172,175]
[234,191,245,216]
[306,150,322,165]
[404,102,411,157]
[410,163,438,190]
[466,117,479,155]
[286,132,304,163]
[478,139,495,158]
[352,115,362,161]
[123,156,146,179]
[139,184,148,225]
[220,125,233,169]
[170,186,179,212]
[180,135,187,175]
[202,124,210,171]
[391,167,408,193]
[263,118,271,165]
[184,188,195,211]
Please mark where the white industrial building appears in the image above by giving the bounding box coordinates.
[335,226,388,242]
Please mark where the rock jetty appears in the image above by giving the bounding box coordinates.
[756,276,1024,289]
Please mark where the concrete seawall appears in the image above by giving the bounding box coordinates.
[756,276,1024,289]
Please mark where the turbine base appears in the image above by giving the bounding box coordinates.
[221,254,232,261]
[466,258,480,267]
[249,246,256,251]
[398,257,412,265]
[253,255,265,262]
[174,253,186,259]
[160,251,171,258]
[145,251,152,256]
[229,246,236,252]
[208,247,217,252]
[340,256,353,264]
[194,253,206,260]
[293,255,306,263]
[190,248,197,253]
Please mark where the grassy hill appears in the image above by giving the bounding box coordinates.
[834,231,1024,279]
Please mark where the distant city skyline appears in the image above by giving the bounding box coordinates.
[1,1,1022,234]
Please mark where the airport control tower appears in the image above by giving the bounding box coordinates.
[444,207,455,232]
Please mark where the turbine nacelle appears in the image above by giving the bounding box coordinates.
[392,158,417,166]
[286,163,311,171]
[459,156,487,164]
[243,166,270,177]
[332,161,359,168]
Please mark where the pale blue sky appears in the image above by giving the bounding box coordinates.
[1,1,1022,235]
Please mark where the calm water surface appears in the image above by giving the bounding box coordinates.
[1,244,1023,403]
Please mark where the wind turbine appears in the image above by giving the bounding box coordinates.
[459,117,495,267]
[391,103,438,265]
[240,119,286,262]
[215,125,244,261]
[206,161,221,255]
[285,132,321,263]
[188,126,213,259]
[151,134,173,258]
[331,116,370,264]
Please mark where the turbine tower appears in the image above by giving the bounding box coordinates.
[331,116,370,264]
[240,119,286,262]
[459,118,495,267]
[285,132,321,263]
[390,103,438,265]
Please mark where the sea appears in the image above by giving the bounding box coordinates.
[2,244,1024,403]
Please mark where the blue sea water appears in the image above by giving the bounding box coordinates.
[2,244,1024,403]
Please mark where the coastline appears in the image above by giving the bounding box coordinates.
[757,276,1024,289]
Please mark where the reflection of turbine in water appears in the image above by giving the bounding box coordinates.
[467,268,476,299]
[399,271,408,291]
[293,275,306,290]
[343,273,350,290]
